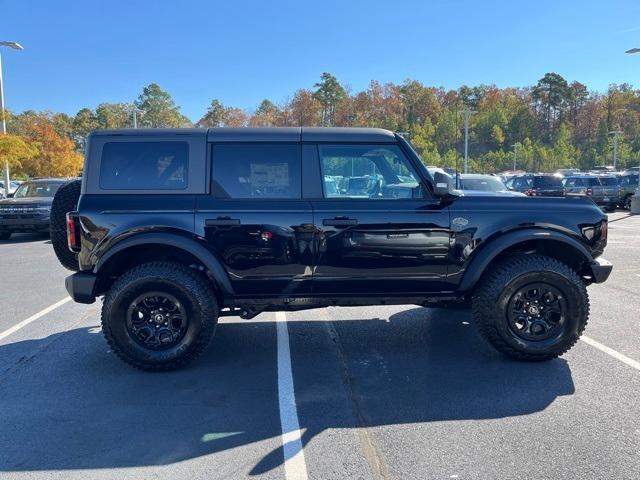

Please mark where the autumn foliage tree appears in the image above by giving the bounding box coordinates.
[5,74,640,178]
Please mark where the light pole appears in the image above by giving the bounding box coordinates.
[463,108,475,174]
[608,130,622,170]
[132,108,144,128]
[627,48,640,198]
[0,41,23,196]
[511,143,520,171]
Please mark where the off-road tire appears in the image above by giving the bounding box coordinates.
[472,254,589,361]
[101,262,218,371]
[0,231,11,240]
[50,179,81,271]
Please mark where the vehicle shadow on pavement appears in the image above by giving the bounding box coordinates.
[0,308,575,475]
[251,307,576,475]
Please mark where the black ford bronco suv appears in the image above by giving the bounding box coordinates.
[50,127,612,371]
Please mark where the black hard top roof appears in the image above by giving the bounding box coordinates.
[90,127,397,143]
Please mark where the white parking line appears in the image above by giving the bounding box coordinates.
[275,311,309,480]
[0,297,71,342]
[581,335,640,371]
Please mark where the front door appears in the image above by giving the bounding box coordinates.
[310,143,451,295]
[195,142,314,296]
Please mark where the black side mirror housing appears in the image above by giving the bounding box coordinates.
[7,193,14,198]
[433,171,453,197]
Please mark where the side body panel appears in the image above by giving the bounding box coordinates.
[447,195,607,289]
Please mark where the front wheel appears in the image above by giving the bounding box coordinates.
[623,194,633,210]
[0,231,11,240]
[101,262,218,371]
[472,254,589,361]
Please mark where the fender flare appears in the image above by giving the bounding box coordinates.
[458,228,592,292]
[94,232,234,296]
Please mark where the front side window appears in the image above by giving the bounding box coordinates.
[318,145,421,199]
[100,141,188,190]
[212,144,301,199]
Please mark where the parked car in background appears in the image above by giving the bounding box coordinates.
[562,174,619,211]
[618,172,639,209]
[0,178,69,240]
[591,166,616,173]
[554,168,581,178]
[458,174,526,197]
[505,174,566,197]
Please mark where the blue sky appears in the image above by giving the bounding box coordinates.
[2,0,639,121]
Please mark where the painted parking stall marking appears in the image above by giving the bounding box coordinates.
[0,297,71,342]
[275,311,309,480]
[581,335,640,371]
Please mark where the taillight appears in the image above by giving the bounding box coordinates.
[66,212,81,252]
[586,188,593,196]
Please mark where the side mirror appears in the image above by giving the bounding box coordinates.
[7,193,14,198]
[432,171,453,197]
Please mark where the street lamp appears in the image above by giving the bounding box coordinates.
[511,143,520,171]
[0,41,24,196]
[131,107,144,128]
[608,130,622,170]
[626,47,640,202]
[463,108,475,174]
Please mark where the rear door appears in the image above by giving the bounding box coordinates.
[308,143,451,295]
[195,141,314,296]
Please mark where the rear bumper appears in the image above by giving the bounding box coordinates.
[586,257,613,284]
[65,271,97,304]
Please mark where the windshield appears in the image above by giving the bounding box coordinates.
[534,176,563,188]
[460,176,506,192]
[13,182,61,199]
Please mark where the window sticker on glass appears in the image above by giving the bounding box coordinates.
[250,163,289,188]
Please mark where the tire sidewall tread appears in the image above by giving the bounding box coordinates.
[472,254,589,361]
[101,261,218,371]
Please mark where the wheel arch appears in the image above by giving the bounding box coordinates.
[94,233,233,299]
[458,229,592,293]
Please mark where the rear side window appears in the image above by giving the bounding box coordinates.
[100,141,188,190]
[212,144,301,199]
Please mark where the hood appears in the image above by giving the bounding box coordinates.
[459,189,527,197]
[0,196,54,206]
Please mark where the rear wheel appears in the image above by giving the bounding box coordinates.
[101,262,218,371]
[50,179,81,271]
[472,254,589,361]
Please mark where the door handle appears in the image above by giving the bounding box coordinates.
[205,216,241,226]
[323,217,357,226]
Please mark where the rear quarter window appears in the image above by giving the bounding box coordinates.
[99,141,189,190]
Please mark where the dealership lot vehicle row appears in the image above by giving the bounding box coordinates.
[0,213,638,479]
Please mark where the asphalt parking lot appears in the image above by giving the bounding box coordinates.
[0,212,638,480]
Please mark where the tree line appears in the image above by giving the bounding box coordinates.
[1,72,639,178]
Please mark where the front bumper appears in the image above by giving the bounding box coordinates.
[65,271,97,304]
[586,257,613,284]
[0,216,50,232]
